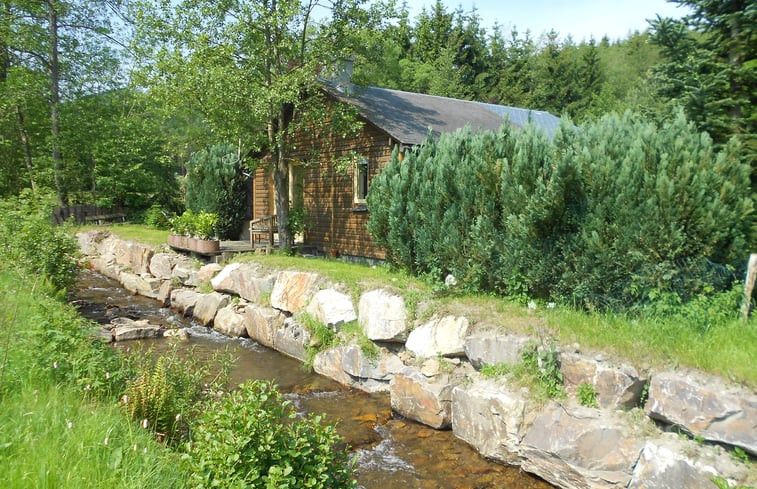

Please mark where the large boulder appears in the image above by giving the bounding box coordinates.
[149,253,176,280]
[645,370,757,456]
[171,288,200,316]
[156,280,172,307]
[111,318,162,341]
[390,367,454,429]
[171,256,200,287]
[561,353,647,409]
[193,292,230,326]
[270,271,320,313]
[91,254,121,280]
[306,289,357,329]
[198,263,223,282]
[520,403,645,489]
[628,434,755,489]
[244,305,284,348]
[464,332,532,369]
[405,315,470,357]
[120,272,162,299]
[272,317,311,362]
[106,239,153,275]
[214,305,248,338]
[211,262,276,303]
[358,289,408,342]
[342,345,404,382]
[77,230,109,256]
[313,346,354,387]
[451,380,530,465]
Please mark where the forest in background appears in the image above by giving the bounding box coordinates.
[0,0,753,218]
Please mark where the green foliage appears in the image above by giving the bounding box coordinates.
[184,380,357,489]
[299,312,338,370]
[169,210,218,240]
[368,111,753,311]
[0,192,80,290]
[576,383,599,408]
[521,342,564,400]
[143,205,172,230]
[0,387,186,489]
[184,144,246,240]
[339,321,379,361]
[711,476,754,489]
[480,362,511,378]
[122,345,231,445]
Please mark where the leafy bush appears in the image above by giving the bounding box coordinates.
[184,380,356,489]
[185,143,247,239]
[169,210,218,239]
[122,345,231,444]
[143,204,171,229]
[0,191,80,290]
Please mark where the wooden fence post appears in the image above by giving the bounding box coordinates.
[743,253,757,320]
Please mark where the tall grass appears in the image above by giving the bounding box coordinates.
[0,268,189,489]
[0,387,184,489]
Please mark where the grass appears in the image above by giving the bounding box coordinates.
[88,224,757,388]
[75,223,171,248]
[0,266,189,489]
[0,387,185,489]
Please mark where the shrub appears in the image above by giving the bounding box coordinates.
[368,111,753,313]
[0,191,80,290]
[185,143,247,239]
[143,204,171,230]
[185,380,356,489]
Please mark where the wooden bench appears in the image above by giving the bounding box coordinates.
[249,215,277,247]
[84,213,127,225]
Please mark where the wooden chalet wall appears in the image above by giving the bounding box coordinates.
[298,120,392,259]
[247,117,393,258]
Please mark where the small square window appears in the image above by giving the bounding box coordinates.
[354,156,369,204]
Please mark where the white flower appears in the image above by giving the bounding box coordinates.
[67,421,73,429]
[175,413,181,422]
[444,274,457,287]
[547,302,556,309]
[142,419,148,429]
[105,372,110,380]
[53,361,58,369]
[103,437,109,446]
[527,301,537,310]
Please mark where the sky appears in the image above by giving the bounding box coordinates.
[399,0,691,43]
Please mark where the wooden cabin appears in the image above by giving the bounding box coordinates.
[250,82,560,260]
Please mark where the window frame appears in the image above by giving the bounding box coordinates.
[353,155,369,205]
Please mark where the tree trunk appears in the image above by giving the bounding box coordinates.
[47,1,66,205]
[273,111,291,253]
[16,106,36,194]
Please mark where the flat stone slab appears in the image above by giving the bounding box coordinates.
[211,262,275,303]
[213,305,248,338]
[406,315,470,357]
[170,288,199,316]
[111,318,162,341]
[452,379,529,465]
[391,367,453,429]
[193,292,230,326]
[561,352,647,409]
[645,370,757,456]
[464,332,532,368]
[628,434,755,489]
[520,403,645,489]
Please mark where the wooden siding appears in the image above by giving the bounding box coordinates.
[290,118,394,259]
[252,167,272,220]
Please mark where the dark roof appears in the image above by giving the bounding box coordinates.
[323,82,561,145]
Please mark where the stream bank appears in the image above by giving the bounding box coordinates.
[77,230,756,489]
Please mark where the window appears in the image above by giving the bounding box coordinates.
[353,156,369,205]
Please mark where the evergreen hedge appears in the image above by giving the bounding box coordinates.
[367,111,753,309]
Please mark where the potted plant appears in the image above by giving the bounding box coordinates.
[168,210,195,249]
[190,211,220,253]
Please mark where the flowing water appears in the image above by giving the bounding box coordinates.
[72,269,552,489]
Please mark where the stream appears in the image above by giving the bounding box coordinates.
[72,269,552,489]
